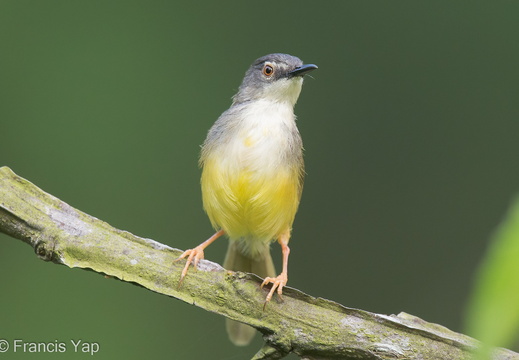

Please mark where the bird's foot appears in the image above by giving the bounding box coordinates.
[261,272,288,307]
[175,246,205,287]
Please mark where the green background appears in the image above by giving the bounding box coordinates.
[1,1,518,359]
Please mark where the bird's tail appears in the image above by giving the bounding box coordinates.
[223,240,275,346]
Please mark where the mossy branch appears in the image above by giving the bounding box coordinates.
[0,166,517,360]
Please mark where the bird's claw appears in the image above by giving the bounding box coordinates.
[261,272,288,308]
[176,247,205,287]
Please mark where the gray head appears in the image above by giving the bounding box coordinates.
[232,53,317,106]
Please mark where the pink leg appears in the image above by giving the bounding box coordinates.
[261,230,290,304]
[176,229,225,286]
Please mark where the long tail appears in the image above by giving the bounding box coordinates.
[223,240,275,346]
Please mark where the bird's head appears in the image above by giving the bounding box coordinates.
[233,53,317,106]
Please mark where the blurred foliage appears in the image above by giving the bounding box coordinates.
[465,197,519,358]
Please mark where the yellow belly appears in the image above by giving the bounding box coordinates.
[201,156,302,256]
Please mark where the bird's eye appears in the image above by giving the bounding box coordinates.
[262,64,274,77]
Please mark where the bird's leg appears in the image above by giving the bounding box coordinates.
[176,229,225,287]
[261,230,290,305]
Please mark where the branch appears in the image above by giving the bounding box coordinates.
[0,166,517,360]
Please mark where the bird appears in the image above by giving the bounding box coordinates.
[177,53,317,346]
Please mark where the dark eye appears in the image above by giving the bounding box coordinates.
[262,64,274,77]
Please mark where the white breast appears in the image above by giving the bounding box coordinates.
[223,99,299,174]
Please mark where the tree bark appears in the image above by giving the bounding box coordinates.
[0,166,517,360]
